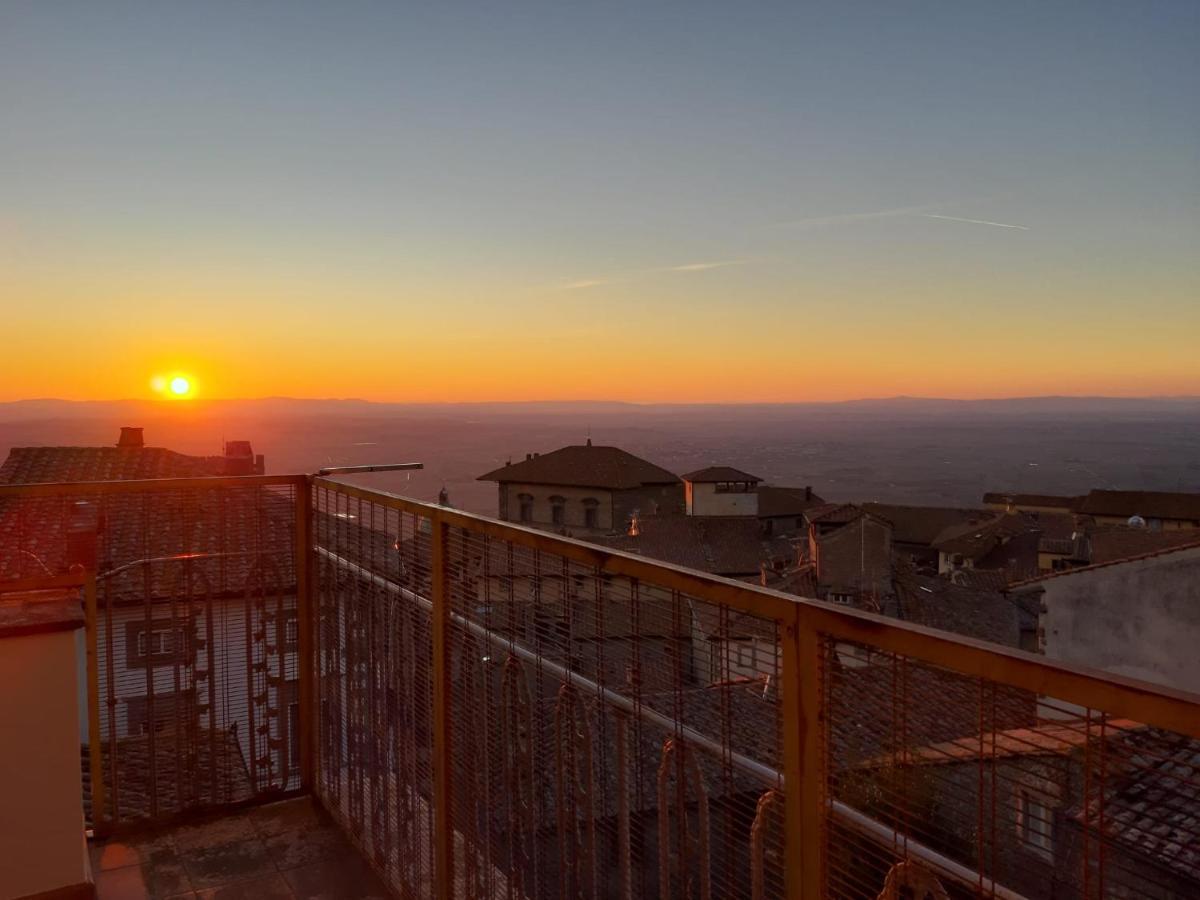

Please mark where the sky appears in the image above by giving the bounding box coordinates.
[1,1,1197,403]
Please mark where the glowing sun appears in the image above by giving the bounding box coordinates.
[152,373,195,399]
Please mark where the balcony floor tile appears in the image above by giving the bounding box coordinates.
[91,797,391,900]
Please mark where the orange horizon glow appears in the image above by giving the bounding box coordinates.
[2,5,1196,408]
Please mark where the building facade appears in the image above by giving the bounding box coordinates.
[478,442,683,535]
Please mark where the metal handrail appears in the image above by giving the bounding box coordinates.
[316,543,1028,900]
[316,463,424,476]
[311,476,1200,739]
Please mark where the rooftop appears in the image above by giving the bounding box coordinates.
[476,443,679,489]
[1076,488,1200,521]
[930,512,1033,558]
[757,485,825,518]
[681,465,762,483]
[982,492,1080,509]
[861,502,986,547]
[593,514,793,576]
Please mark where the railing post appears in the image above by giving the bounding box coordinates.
[431,514,455,900]
[781,604,824,899]
[295,478,317,791]
[84,573,106,833]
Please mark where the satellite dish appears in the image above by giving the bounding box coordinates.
[1127,515,1147,528]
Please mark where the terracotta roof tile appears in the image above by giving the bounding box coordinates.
[982,492,1080,509]
[592,515,794,576]
[1077,489,1200,521]
[0,446,228,484]
[860,503,985,546]
[757,486,825,518]
[681,466,762,483]
[477,445,679,490]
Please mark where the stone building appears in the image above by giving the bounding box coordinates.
[477,441,683,535]
[681,466,762,517]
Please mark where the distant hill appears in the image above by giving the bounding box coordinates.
[3,396,1197,515]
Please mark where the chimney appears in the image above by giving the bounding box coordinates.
[66,500,100,571]
[117,427,144,448]
[526,453,533,461]
[586,438,592,447]
[223,440,257,476]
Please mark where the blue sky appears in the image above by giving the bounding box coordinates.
[1,1,1197,401]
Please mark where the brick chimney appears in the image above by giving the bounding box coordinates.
[223,440,263,476]
[117,427,144,448]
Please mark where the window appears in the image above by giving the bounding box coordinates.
[715,482,730,493]
[285,614,299,648]
[829,593,854,605]
[1017,790,1054,855]
[518,493,533,523]
[583,498,599,529]
[136,629,177,657]
[550,496,565,526]
[126,620,191,667]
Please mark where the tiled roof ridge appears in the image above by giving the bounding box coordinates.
[1008,537,1200,588]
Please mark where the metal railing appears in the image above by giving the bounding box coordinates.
[309,477,1200,900]
[2,474,1199,898]
[0,474,308,831]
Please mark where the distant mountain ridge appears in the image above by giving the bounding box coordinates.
[2,394,1198,423]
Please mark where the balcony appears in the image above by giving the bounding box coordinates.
[0,474,1197,899]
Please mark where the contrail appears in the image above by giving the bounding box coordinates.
[921,214,1029,231]
[774,204,943,228]
[667,260,745,272]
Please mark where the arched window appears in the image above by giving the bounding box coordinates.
[518,493,534,523]
[550,495,566,526]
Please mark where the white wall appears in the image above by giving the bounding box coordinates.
[1039,545,1200,694]
[80,595,299,793]
[686,482,758,517]
[0,627,89,900]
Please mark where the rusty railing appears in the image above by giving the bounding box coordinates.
[2,474,1198,897]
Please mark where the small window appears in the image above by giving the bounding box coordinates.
[518,493,533,523]
[285,616,299,647]
[582,498,599,529]
[715,482,730,493]
[127,620,190,667]
[1018,790,1054,855]
[829,593,853,605]
[550,496,565,526]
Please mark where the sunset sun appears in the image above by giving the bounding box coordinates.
[152,373,195,399]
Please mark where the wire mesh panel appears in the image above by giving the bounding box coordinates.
[819,634,1200,900]
[0,477,303,832]
[312,480,793,900]
[313,483,440,897]
[442,525,788,900]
